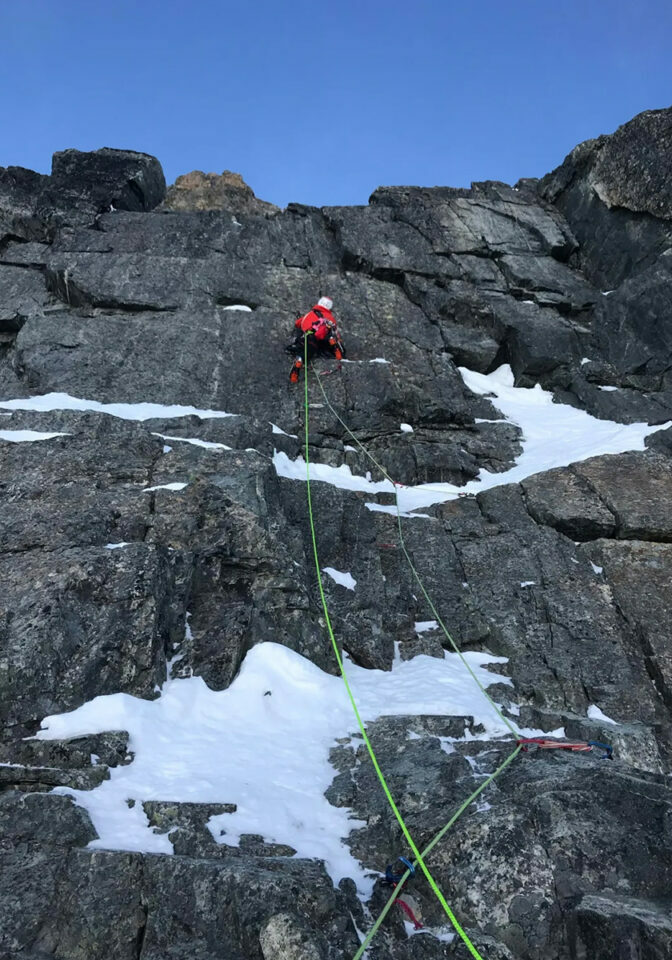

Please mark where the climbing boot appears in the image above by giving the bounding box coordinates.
[289,358,302,383]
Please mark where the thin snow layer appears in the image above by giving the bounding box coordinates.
[152,433,232,451]
[37,642,511,894]
[275,365,670,513]
[274,450,394,495]
[0,392,235,421]
[587,704,619,726]
[323,567,357,590]
[0,429,69,442]
[364,503,432,520]
[143,482,188,493]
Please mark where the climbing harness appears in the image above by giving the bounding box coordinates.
[517,737,613,759]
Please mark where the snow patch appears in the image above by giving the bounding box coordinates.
[0,430,69,442]
[587,704,619,726]
[273,450,394,495]
[598,385,619,392]
[323,568,357,591]
[275,365,669,515]
[0,393,236,422]
[364,503,432,519]
[520,581,536,588]
[270,423,298,438]
[369,358,390,364]
[222,304,252,312]
[400,423,414,433]
[37,642,513,895]
[590,562,603,575]
[152,433,232,451]
[105,542,130,550]
[414,620,438,634]
[143,482,188,493]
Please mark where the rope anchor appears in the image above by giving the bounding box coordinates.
[517,737,613,759]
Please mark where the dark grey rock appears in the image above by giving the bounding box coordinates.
[47,147,166,215]
[539,108,672,289]
[0,731,131,769]
[333,720,672,960]
[522,466,617,540]
[0,264,52,333]
[0,148,166,247]
[0,544,180,739]
[0,762,109,793]
[572,894,672,960]
[588,109,672,218]
[588,538,672,731]
[3,109,672,960]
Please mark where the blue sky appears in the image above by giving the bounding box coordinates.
[1,0,671,207]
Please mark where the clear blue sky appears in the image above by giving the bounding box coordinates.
[1,0,671,207]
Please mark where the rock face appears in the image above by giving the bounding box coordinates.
[1,109,672,960]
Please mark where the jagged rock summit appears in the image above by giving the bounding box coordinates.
[1,106,672,960]
[161,168,279,216]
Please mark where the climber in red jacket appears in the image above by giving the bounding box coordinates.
[287,296,345,383]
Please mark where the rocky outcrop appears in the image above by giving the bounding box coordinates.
[161,169,279,216]
[0,148,166,242]
[538,108,672,289]
[1,107,672,960]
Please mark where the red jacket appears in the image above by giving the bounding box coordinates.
[295,304,336,341]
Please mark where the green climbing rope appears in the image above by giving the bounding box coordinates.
[302,336,486,960]
[309,364,527,954]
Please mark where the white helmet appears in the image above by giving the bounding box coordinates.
[317,296,333,311]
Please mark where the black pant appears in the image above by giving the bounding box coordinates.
[286,333,339,362]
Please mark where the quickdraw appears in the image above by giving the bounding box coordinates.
[384,856,415,884]
[383,858,423,930]
[396,897,423,930]
[517,737,613,759]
